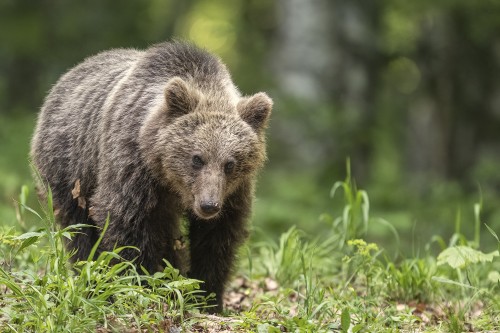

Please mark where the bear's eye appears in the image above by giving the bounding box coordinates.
[224,161,235,175]
[192,155,204,170]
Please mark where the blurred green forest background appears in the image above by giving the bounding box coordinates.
[1,0,500,254]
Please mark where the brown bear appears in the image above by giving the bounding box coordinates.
[30,41,272,312]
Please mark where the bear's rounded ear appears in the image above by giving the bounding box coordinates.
[164,77,200,119]
[237,92,273,132]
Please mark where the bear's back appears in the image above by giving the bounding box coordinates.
[145,42,220,73]
[34,48,141,135]
[31,49,142,198]
[134,42,234,95]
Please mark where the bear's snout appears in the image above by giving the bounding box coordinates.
[192,168,225,220]
[200,201,221,215]
[194,199,221,220]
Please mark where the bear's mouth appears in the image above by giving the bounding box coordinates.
[192,197,222,220]
[193,206,220,220]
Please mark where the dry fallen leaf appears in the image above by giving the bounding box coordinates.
[396,303,407,312]
[88,206,95,218]
[71,179,87,209]
[71,179,81,199]
[174,237,186,250]
[78,196,86,209]
[264,277,279,291]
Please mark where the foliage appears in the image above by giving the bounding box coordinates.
[0,188,203,332]
[2,1,500,253]
[1,171,500,332]
[237,173,500,332]
[437,246,499,269]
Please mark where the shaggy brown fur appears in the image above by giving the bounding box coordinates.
[30,41,272,312]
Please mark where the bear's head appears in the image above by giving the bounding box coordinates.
[140,77,272,220]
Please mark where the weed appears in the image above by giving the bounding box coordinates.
[321,159,371,248]
[0,187,202,332]
[384,257,439,303]
[1,166,499,332]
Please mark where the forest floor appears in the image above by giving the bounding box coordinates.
[1,177,499,332]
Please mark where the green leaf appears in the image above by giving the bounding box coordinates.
[18,203,43,220]
[13,231,44,240]
[488,271,500,283]
[341,307,351,333]
[432,276,475,289]
[485,224,499,243]
[18,185,29,215]
[352,324,364,333]
[330,180,346,199]
[256,323,280,333]
[18,236,41,253]
[13,231,44,253]
[0,267,24,296]
[437,246,499,269]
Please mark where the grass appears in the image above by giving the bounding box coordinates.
[1,170,499,332]
[1,186,203,332]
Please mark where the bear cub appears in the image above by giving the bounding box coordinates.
[31,41,272,312]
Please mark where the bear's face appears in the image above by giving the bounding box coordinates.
[140,77,272,220]
[165,113,263,219]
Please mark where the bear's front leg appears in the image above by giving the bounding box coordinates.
[89,194,180,274]
[92,209,169,273]
[188,195,250,313]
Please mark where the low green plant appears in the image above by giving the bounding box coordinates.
[383,257,439,303]
[246,227,337,331]
[341,239,383,296]
[431,201,499,301]
[0,186,202,332]
[2,166,500,332]
[253,226,305,286]
[321,159,370,248]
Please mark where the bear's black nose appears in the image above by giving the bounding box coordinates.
[200,201,220,215]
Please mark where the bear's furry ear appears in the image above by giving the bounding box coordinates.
[237,92,273,132]
[164,77,200,119]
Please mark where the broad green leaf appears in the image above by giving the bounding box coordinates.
[352,324,364,333]
[257,323,280,333]
[13,230,46,255]
[17,236,41,253]
[13,231,43,240]
[437,246,499,269]
[341,307,351,333]
[488,271,500,283]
